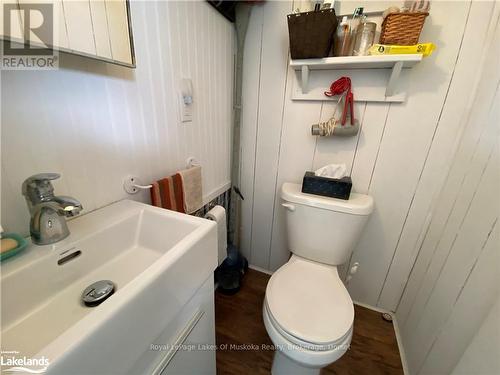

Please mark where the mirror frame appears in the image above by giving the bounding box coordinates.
[0,0,136,68]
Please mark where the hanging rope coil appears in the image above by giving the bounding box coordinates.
[325,76,355,126]
[324,77,352,97]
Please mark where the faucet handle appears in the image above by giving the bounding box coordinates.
[22,173,61,199]
[25,173,61,183]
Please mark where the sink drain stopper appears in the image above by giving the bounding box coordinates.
[82,280,115,307]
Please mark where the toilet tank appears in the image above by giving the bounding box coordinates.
[281,183,374,266]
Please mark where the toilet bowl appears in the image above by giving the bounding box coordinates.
[264,256,353,374]
[263,183,374,374]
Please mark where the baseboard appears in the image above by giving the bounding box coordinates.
[353,300,389,314]
[353,301,409,375]
[248,264,274,275]
[392,313,409,375]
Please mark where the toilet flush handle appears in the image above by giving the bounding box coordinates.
[282,203,296,212]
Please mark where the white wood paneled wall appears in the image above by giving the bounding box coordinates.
[239,0,495,311]
[451,297,500,375]
[396,9,499,374]
[1,1,235,236]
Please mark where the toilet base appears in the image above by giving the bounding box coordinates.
[272,350,321,375]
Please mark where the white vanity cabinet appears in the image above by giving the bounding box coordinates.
[0,0,135,67]
[126,276,217,375]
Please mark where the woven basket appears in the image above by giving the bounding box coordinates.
[287,9,338,59]
[380,12,428,46]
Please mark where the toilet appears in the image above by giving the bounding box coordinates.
[263,183,374,375]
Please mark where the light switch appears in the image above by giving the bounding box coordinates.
[180,78,193,123]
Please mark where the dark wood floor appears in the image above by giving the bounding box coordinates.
[215,269,404,375]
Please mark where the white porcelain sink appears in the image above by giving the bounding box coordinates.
[0,200,217,374]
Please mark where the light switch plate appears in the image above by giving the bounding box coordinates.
[180,100,193,122]
[180,78,193,123]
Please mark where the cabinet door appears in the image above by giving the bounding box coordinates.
[105,0,132,65]
[161,309,217,375]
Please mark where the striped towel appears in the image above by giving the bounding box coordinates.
[150,174,186,213]
[178,166,203,214]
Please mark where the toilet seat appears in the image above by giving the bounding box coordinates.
[264,301,353,352]
[265,255,354,348]
[263,302,352,369]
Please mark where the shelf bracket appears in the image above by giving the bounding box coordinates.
[386,61,403,97]
[301,65,309,94]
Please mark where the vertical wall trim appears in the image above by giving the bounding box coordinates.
[267,0,294,268]
[394,210,433,311]
[366,103,391,192]
[248,15,265,263]
[348,102,368,175]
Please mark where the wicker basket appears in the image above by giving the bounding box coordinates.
[380,12,428,46]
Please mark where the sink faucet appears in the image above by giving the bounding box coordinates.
[22,173,83,245]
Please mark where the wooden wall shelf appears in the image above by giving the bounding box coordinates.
[290,54,423,102]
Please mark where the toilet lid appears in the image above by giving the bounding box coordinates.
[265,256,354,346]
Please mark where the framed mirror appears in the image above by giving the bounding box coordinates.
[1,0,135,67]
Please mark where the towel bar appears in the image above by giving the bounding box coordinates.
[124,176,152,194]
[186,157,200,168]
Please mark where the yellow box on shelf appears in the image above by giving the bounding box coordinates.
[369,43,436,57]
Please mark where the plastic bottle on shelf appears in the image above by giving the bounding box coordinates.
[348,7,364,55]
[353,16,376,56]
[334,16,351,56]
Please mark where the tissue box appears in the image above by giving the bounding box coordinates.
[302,171,352,200]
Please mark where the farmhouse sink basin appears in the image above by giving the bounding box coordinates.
[0,200,217,374]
